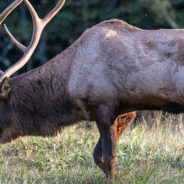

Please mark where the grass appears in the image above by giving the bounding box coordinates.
[0,116,183,184]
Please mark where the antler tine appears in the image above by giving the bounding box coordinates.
[42,0,66,28]
[3,0,40,53]
[0,0,23,25]
[3,0,66,53]
[0,0,66,82]
[4,24,26,52]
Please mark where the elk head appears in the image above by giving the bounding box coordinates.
[0,0,66,143]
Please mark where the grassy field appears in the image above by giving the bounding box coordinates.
[0,115,183,184]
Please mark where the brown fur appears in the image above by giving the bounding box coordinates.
[1,19,184,180]
[115,112,136,141]
[93,111,136,179]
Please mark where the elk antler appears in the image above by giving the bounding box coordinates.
[0,0,23,26]
[0,0,65,82]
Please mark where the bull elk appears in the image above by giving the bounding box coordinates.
[0,0,183,180]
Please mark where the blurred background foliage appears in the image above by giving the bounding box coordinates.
[1,0,184,73]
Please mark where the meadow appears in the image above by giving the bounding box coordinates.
[0,113,183,184]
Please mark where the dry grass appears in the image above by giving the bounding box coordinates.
[0,113,183,184]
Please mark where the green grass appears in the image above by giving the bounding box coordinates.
[0,119,183,184]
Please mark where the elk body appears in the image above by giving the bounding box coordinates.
[0,0,184,180]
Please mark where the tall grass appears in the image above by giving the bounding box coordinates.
[0,114,183,184]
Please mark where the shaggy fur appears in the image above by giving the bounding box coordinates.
[1,19,184,180]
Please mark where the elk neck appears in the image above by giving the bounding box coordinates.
[8,44,84,137]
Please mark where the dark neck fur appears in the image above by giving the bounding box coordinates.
[9,47,83,137]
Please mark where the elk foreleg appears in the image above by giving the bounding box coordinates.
[93,111,136,180]
[95,105,117,180]
[93,137,106,173]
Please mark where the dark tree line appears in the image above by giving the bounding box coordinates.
[1,0,184,125]
[1,0,184,74]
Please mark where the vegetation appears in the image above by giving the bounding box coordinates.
[0,1,184,183]
[0,116,183,184]
[1,0,184,73]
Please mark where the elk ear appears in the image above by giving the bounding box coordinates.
[0,77,11,100]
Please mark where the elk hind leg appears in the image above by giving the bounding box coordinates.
[116,112,136,141]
